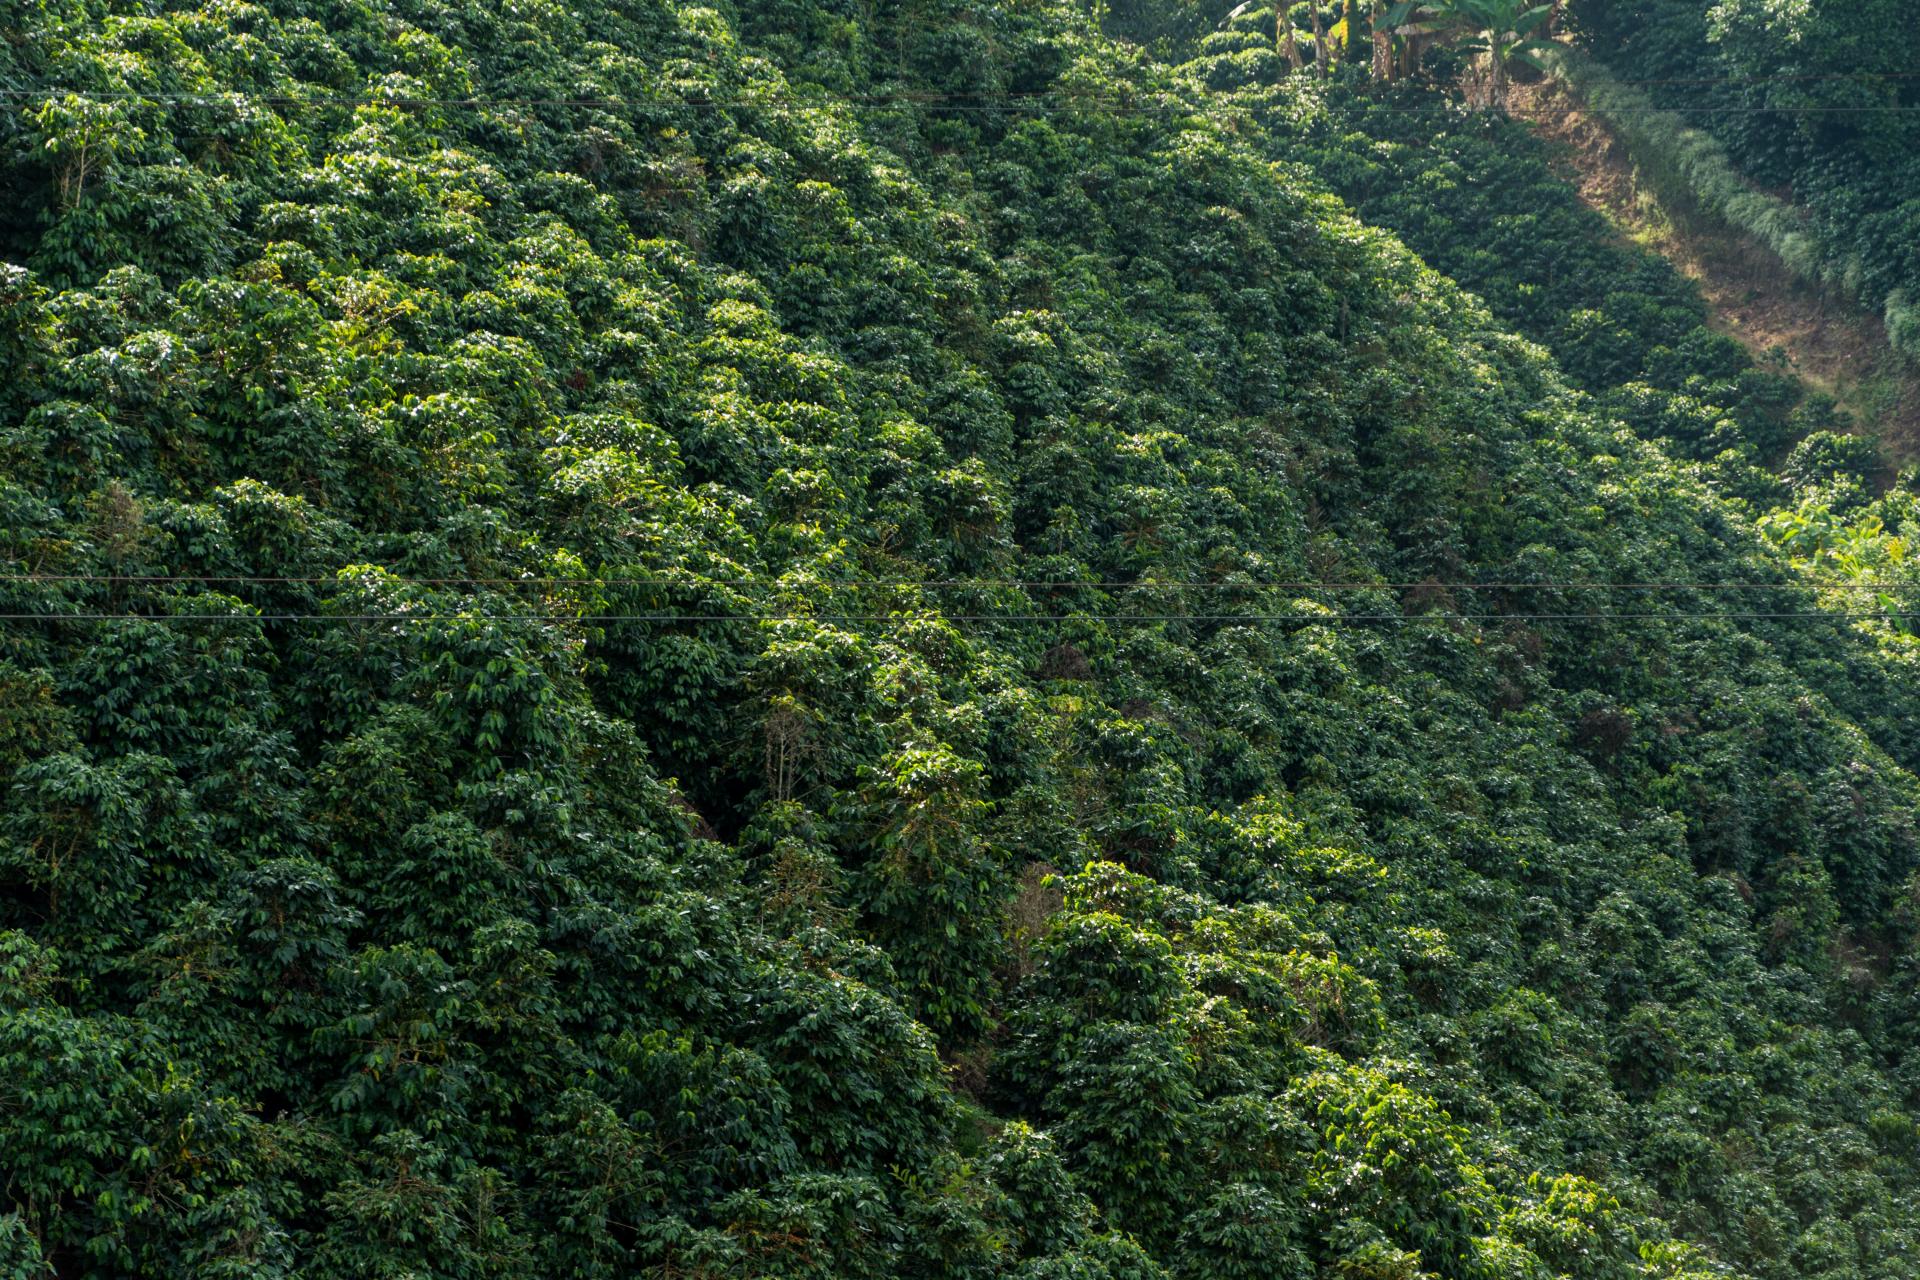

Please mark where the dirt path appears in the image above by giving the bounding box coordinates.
[1510,78,1920,464]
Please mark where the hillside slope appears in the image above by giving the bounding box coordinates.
[1178,24,1920,779]
[4,2,1920,1278]
[1506,75,1920,457]
[1565,0,1920,362]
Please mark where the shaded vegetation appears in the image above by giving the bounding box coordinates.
[1566,0,1920,360]
[2,1,1920,1277]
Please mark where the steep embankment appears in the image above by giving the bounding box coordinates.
[1510,70,1920,459]
[4,3,1920,1279]
[1565,0,1920,363]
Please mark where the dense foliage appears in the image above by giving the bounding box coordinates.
[1566,0,1920,358]
[4,0,1920,1277]
[1178,26,1920,753]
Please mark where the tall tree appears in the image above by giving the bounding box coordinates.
[1371,0,1395,78]
[1379,1,1448,80]
[1411,0,1555,110]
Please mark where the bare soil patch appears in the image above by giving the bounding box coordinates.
[1510,78,1920,464]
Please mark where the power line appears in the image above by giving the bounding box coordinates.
[6,86,1920,117]
[0,575,1904,591]
[0,610,1908,624]
[2,579,1911,615]
[1542,68,1920,89]
[0,574,1904,590]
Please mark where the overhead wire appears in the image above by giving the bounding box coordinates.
[0,610,1909,625]
[4,84,1920,116]
[0,573,1910,589]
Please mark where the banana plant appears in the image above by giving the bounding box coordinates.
[1370,0,1395,79]
[1374,1,1452,82]
[1443,0,1555,109]
[1220,1,1303,69]
[1382,0,1554,108]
